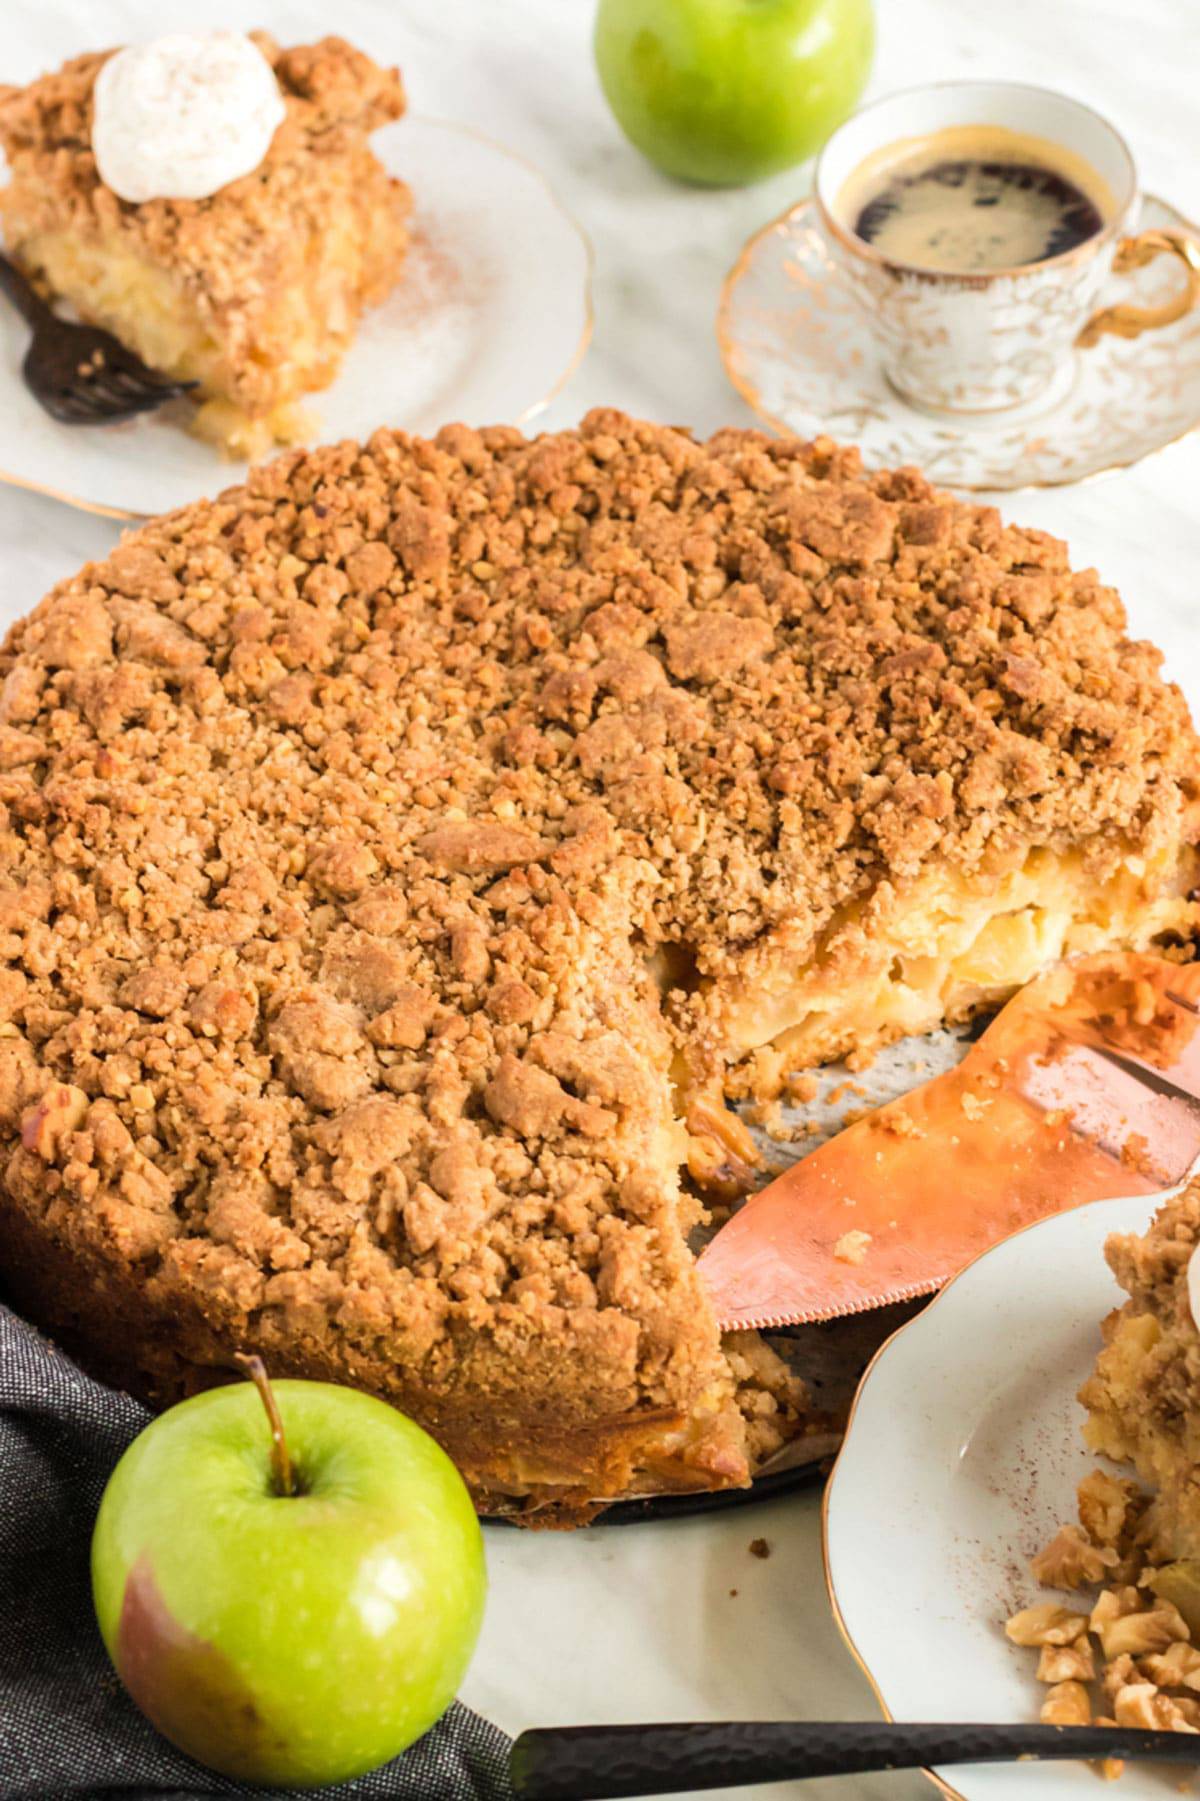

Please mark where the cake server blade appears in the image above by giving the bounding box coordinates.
[699,953,1200,1331]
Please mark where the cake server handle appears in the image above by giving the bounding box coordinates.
[509,1719,1200,1797]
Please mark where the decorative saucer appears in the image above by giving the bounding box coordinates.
[719,194,1200,491]
[0,117,592,521]
[823,1189,1167,1801]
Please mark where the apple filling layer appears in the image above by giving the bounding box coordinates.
[12,228,355,458]
[717,842,1200,1092]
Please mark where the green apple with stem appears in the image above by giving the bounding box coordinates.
[91,1359,486,1788]
[594,0,875,187]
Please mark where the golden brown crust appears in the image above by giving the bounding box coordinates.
[0,410,1195,1512]
[0,36,410,417]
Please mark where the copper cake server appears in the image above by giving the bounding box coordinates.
[699,953,1200,1331]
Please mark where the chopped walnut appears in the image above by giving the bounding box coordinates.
[1031,1524,1118,1590]
[1140,1642,1200,1691]
[1100,1653,1138,1705]
[1037,1640,1095,1684]
[1040,1680,1091,1725]
[1007,1467,1200,1758]
[1005,1603,1089,1647]
[1077,1470,1145,1551]
[1095,1597,1188,1662]
[1112,1683,1199,1732]
[1090,1586,1144,1638]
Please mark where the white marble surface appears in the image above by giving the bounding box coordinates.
[2,3,1198,1797]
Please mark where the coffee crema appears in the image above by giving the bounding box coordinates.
[835,124,1113,273]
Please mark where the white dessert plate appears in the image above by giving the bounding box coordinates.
[0,116,592,520]
[823,1189,1178,1801]
[719,193,1200,491]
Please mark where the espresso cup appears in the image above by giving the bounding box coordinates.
[814,81,1200,414]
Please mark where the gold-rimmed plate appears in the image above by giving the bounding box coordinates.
[719,193,1200,491]
[822,1189,1170,1801]
[0,117,592,521]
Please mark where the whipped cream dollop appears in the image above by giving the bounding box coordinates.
[91,32,286,204]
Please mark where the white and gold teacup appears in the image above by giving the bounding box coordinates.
[814,81,1200,415]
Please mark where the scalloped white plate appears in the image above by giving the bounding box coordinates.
[824,1190,1180,1800]
[0,116,592,519]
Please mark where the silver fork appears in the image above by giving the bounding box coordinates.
[0,252,195,424]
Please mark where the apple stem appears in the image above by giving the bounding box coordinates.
[236,1354,295,1497]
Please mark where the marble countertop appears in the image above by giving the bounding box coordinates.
[2,2,1197,1797]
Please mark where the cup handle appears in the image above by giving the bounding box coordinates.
[1076,228,1200,348]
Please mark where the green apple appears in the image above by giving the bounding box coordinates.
[594,0,875,187]
[91,1363,486,1788]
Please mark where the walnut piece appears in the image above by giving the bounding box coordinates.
[1037,1640,1095,1684]
[1040,1681,1091,1726]
[1006,1467,1200,1756]
[1077,1470,1144,1551]
[1031,1524,1118,1590]
[1094,1595,1187,1662]
[1112,1682,1198,1732]
[1005,1604,1089,1648]
[1140,1642,1200,1691]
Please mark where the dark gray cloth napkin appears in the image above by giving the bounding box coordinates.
[0,1301,513,1800]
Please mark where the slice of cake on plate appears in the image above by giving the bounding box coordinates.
[1007,1166,1200,1738]
[0,32,410,458]
[0,413,1195,1521]
[1083,1171,1200,1564]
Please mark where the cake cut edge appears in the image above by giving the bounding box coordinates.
[1082,1172,1200,1562]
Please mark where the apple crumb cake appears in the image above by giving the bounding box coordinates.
[0,412,1196,1521]
[0,36,410,458]
[1082,1173,1200,1564]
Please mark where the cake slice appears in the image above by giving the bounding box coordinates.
[0,35,410,458]
[1082,1172,1200,1562]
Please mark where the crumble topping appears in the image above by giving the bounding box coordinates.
[0,411,1195,1504]
[1098,1173,1200,1332]
[834,1230,873,1266]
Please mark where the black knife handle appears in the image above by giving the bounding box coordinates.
[510,1719,1199,1798]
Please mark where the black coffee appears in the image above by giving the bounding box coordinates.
[839,129,1107,273]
